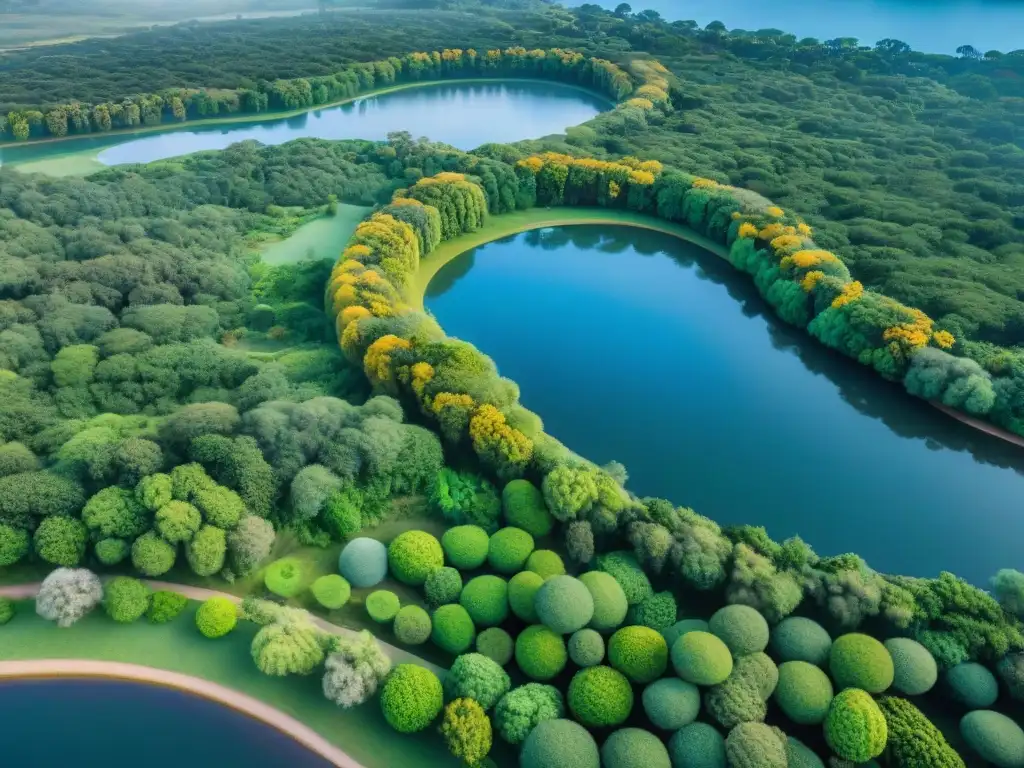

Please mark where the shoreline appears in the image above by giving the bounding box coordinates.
[931,402,1024,450]
[0,659,361,768]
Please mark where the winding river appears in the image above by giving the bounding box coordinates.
[425,225,1024,584]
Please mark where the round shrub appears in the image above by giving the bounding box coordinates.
[578,570,628,631]
[885,638,938,696]
[103,576,149,623]
[460,574,508,627]
[381,664,443,733]
[642,677,700,730]
[338,537,387,588]
[629,591,677,632]
[669,722,726,768]
[393,605,432,645]
[0,597,13,625]
[195,596,237,638]
[878,695,966,768]
[601,728,671,768]
[310,574,351,610]
[515,625,567,681]
[494,683,563,745]
[130,531,175,576]
[786,737,825,768]
[596,551,652,605]
[569,629,604,667]
[608,625,668,684]
[35,516,87,567]
[732,652,779,700]
[425,566,463,608]
[824,688,888,762]
[567,665,633,727]
[509,570,544,623]
[520,718,599,768]
[663,618,710,649]
[146,590,187,623]
[502,479,553,537]
[709,605,769,657]
[477,627,514,666]
[774,661,834,725]
[0,522,30,567]
[705,678,767,728]
[94,538,129,566]
[829,633,895,693]
[445,652,510,710]
[441,525,490,570]
[960,710,1024,767]
[388,530,443,586]
[770,617,832,666]
[725,722,787,768]
[672,631,734,686]
[432,604,476,654]
[487,526,534,573]
[264,556,305,598]
[947,661,999,708]
[535,575,594,635]
[526,550,565,580]
[366,590,401,623]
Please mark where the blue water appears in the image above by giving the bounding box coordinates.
[426,225,1024,584]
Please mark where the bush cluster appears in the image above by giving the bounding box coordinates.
[494,683,564,745]
[445,652,510,710]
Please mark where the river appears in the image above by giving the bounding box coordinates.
[575,0,1024,54]
[0,81,609,175]
[425,225,1024,584]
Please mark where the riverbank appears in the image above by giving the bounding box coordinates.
[932,402,1024,450]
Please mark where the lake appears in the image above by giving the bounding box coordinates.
[0,678,333,767]
[577,0,1024,54]
[425,225,1024,584]
[0,80,609,174]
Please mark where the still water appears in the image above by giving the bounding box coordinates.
[0,81,608,170]
[426,225,1024,584]
[0,678,332,767]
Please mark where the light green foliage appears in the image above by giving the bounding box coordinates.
[946,661,999,708]
[441,524,490,570]
[94,538,129,566]
[960,710,1024,768]
[0,522,29,566]
[642,678,700,730]
[432,604,476,654]
[494,683,564,745]
[502,479,553,537]
[83,486,149,540]
[608,625,668,683]
[34,516,87,566]
[193,485,245,529]
[477,627,514,665]
[669,722,727,768]
[311,574,351,609]
[445,652,510,710]
[515,625,567,681]
[884,638,938,695]
[596,551,652,605]
[825,688,888,762]
[322,486,362,540]
[338,537,388,588]
[425,566,462,608]
[568,665,634,727]
[629,591,677,632]
[146,590,187,623]
[569,629,605,668]
[264,557,305,598]
[393,605,432,645]
[774,661,834,725]
[509,571,544,623]
[577,571,627,632]
[0,597,14,625]
[227,516,275,577]
[706,678,767,728]
[441,697,492,767]
[601,728,671,768]
[541,466,597,522]
[130,531,176,576]
[672,631,734,686]
[786,738,825,768]
[535,575,594,635]
[103,576,150,623]
[520,719,599,768]
[724,722,788,768]
[709,604,769,657]
[366,590,401,623]
[460,575,508,628]
[430,468,501,532]
[381,664,444,733]
[732,652,779,700]
[877,696,965,768]
[487,526,534,574]
[136,473,172,513]
[155,500,201,543]
[170,463,216,502]
[829,633,895,693]
[388,530,443,586]
[770,616,832,666]
[251,617,326,676]
[186,524,226,576]
[196,596,237,638]
[526,549,564,580]
[0,442,38,477]
[664,618,710,648]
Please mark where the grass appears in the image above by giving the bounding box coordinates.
[258,204,371,267]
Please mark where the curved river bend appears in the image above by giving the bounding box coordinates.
[426,225,1024,584]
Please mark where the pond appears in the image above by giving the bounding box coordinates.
[0,80,609,174]
[425,225,1024,584]
[0,678,334,767]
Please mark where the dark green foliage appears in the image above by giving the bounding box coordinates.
[0,442,38,476]
[885,638,938,695]
[628,591,677,632]
[0,471,85,528]
[669,723,726,768]
[601,728,671,768]
[770,617,832,666]
[520,719,599,768]
[642,678,700,731]
[877,696,965,768]
[425,566,463,608]
[569,629,605,668]
[0,597,14,625]
[147,590,188,623]
[476,627,514,666]
[432,604,476,655]
[535,575,594,636]
[567,665,633,728]
[960,710,1024,768]
[946,662,999,708]
[786,738,825,768]
[998,653,1024,702]
[502,479,553,537]
[494,683,563,746]
[596,551,652,605]
[430,468,501,532]
[444,652,510,710]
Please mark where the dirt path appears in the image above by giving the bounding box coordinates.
[0,659,360,768]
